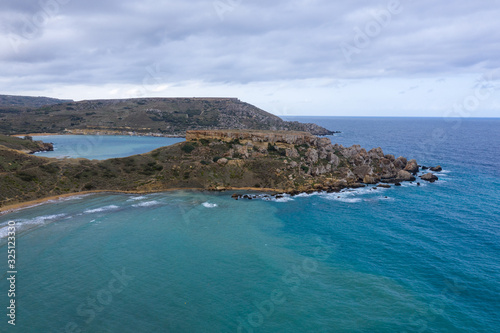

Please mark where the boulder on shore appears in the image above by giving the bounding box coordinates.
[363,175,379,184]
[420,173,438,182]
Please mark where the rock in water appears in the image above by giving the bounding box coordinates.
[430,165,442,172]
[420,173,438,182]
[404,159,419,174]
[396,170,414,181]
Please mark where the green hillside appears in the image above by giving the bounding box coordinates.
[0,96,333,136]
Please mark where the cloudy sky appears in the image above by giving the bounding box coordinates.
[1,0,499,117]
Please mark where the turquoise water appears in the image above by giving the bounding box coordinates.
[1,118,499,332]
[32,135,185,160]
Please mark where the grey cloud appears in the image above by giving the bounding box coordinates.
[1,0,500,89]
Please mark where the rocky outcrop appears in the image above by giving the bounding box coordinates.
[216,158,228,165]
[396,170,415,182]
[430,165,442,172]
[1,129,437,209]
[420,173,438,182]
[186,130,319,145]
[394,156,407,169]
[404,159,419,175]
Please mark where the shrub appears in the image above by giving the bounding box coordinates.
[84,183,94,190]
[16,172,37,182]
[213,156,221,163]
[301,165,309,173]
[181,143,196,153]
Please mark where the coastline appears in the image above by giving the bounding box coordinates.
[0,187,281,217]
[13,131,185,138]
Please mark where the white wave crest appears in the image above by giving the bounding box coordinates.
[0,214,67,239]
[128,196,147,201]
[84,205,119,214]
[132,200,160,208]
[202,202,218,208]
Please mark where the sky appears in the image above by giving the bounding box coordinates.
[0,0,499,117]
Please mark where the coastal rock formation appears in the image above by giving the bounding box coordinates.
[396,170,415,182]
[404,159,419,174]
[430,165,442,172]
[186,130,319,145]
[420,173,439,182]
[0,130,434,209]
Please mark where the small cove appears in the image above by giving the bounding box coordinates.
[31,135,185,160]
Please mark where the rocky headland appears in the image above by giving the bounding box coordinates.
[0,130,439,210]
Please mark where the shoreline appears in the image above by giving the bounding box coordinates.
[13,132,185,138]
[0,187,281,217]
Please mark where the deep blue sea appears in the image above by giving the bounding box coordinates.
[1,117,499,332]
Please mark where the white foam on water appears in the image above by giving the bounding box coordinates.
[202,202,218,208]
[84,205,119,214]
[128,196,147,201]
[274,196,295,203]
[132,200,161,208]
[320,186,378,203]
[267,194,295,203]
[0,214,67,239]
[399,182,419,187]
[294,192,321,198]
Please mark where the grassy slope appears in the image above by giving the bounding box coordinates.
[0,134,52,153]
[0,94,72,108]
[0,97,332,135]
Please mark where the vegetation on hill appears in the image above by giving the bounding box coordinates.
[0,96,333,136]
[0,94,72,109]
[0,134,53,153]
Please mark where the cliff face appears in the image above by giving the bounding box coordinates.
[0,97,333,136]
[0,130,427,209]
[186,130,319,145]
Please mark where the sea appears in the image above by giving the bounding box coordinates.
[0,117,499,332]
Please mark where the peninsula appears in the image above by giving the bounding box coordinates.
[0,130,437,211]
